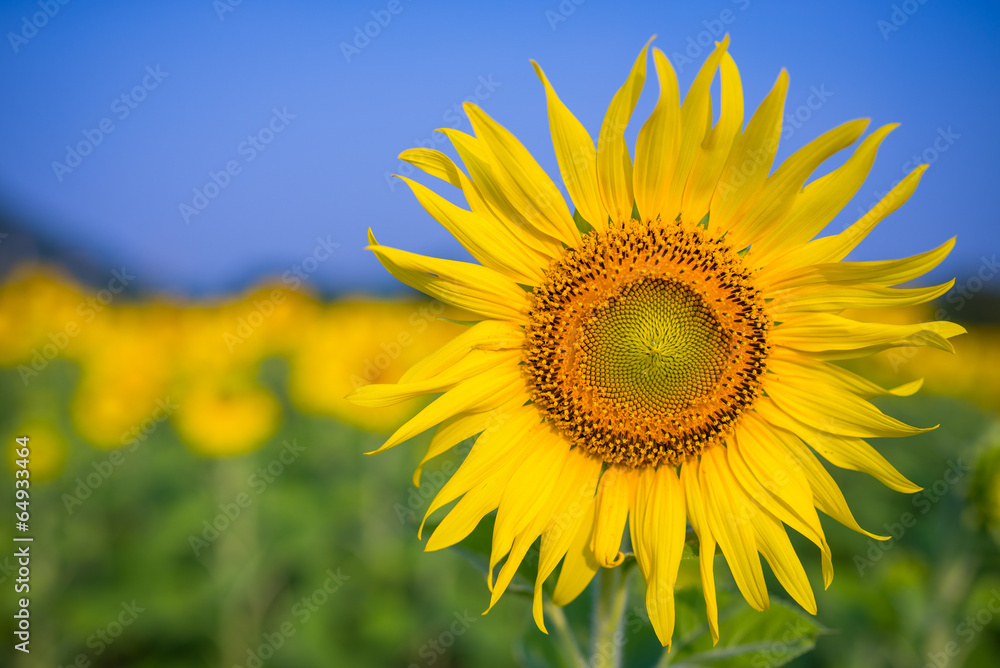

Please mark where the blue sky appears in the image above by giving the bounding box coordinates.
[0,0,997,296]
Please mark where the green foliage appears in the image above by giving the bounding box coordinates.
[1,362,999,667]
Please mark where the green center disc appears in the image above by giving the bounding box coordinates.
[578,277,730,414]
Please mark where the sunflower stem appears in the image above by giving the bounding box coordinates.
[545,599,586,668]
[590,566,630,668]
[214,455,261,667]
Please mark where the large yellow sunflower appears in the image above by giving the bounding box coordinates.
[349,37,964,647]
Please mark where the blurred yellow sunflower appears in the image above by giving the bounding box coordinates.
[173,377,281,457]
[289,299,465,432]
[349,37,964,647]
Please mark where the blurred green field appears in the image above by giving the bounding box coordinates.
[1,268,1000,667]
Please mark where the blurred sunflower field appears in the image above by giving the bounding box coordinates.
[0,261,997,667]
[2,0,1000,664]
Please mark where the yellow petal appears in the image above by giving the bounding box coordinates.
[396,175,546,284]
[632,465,686,648]
[700,445,769,611]
[489,427,570,593]
[766,373,934,439]
[491,434,584,611]
[680,50,743,225]
[633,48,681,223]
[710,69,788,235]
[753,124,898,263]
[426,476,507,552]
[419,404,540,534]
[423,146,555,269]
[590,465,635,567]
[680,458,719,644]
[531,61,605,230]
[769,279,955,315]
[399,147,464,188]
[824,164,929,263]
[400,319,523,384]
[762,163,928,277]
[767,353,923,399]
[753,512,817,614]
[597,38,653,222]
[367,364,524,456]
[810,436,923,494]
[413,392,527,485]
[772,312,965,359]
[368,232,529,322]
[533,450,602,632]
[552,495,600,606]
[729,432,833,589]
[439,128,565,258]
[745,415,887,540]
[630,468,656,582]
[730,119,869,250]
[348,349,521,407]
[755,398,921,494]
[465,104,580,245]
[663,37,730,223]
[764,237,955,291]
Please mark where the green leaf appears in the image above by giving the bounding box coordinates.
[573,208,594,234]
[664,595,826,667]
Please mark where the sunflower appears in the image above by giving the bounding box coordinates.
[348,37,964,647]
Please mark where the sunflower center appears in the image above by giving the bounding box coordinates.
[524,218,769,468]
[581,277,730,413]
